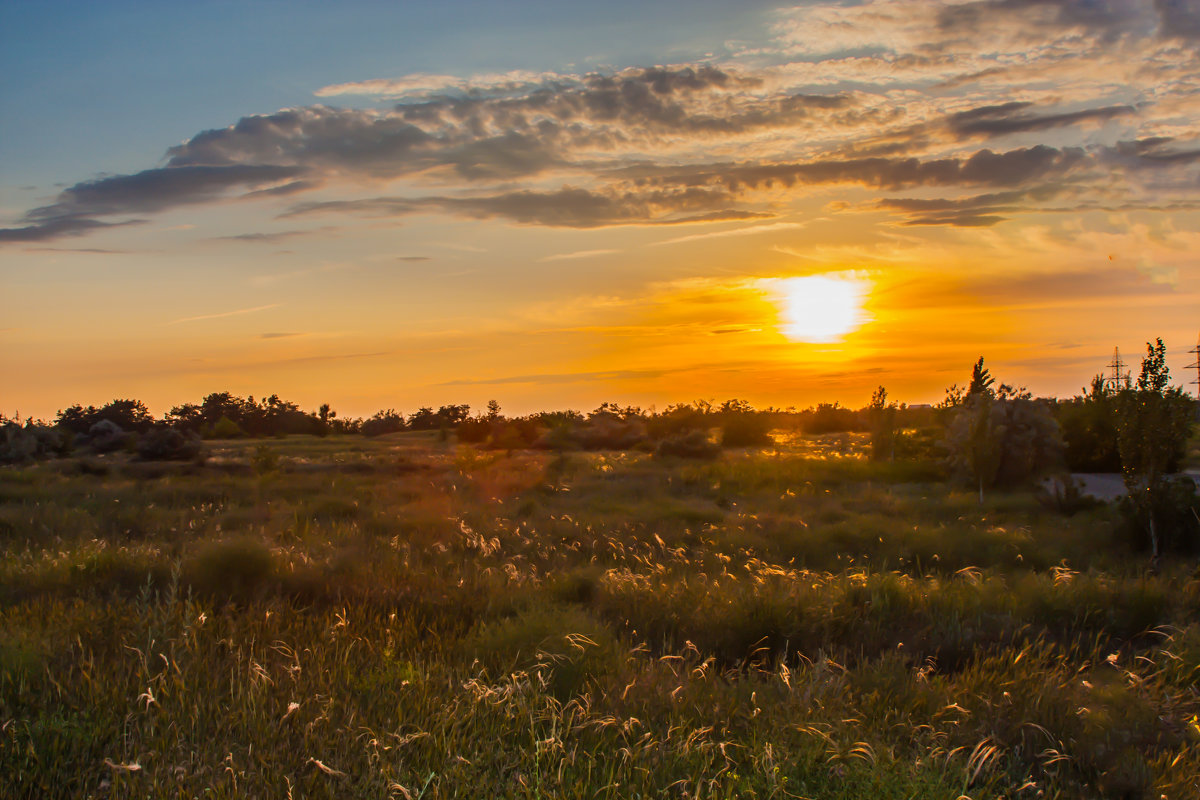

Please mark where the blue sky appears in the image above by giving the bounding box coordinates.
[1,1,779,183]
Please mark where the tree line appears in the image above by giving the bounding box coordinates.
[1,338,1196,556]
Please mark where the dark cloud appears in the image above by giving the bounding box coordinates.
[878,194,1018,227]
[27,165,304,220]
[634,145,1086,193]
[399,66,842,141]
[1,165,302,243]
[397,256,431,262]
[156,67,842,191]
[877,185,1078,226]
[1111,137,1200,165]
[0,216,144,243]
[166,108,433,173]
[947,102,1136,138]
[1155,0,1200,40]
[214,230,311,243]
[286,185,766,228]
[259,332,302,339]
[243,180,320,197]
[938,0,1158,42]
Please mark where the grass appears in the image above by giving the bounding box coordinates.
[2,431,1198,797]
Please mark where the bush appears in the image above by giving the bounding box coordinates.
[803,402,864,434]
[184,538,275,600]
[466,605,621,699]
[1057,377,1121,472]
[1117,476,1200,555]
[549,412,648,451]
[136,426,203,461]
[1,424,42,463]
[456,416,492,444]
[647,404,710,439]
[944,388,1062,500]
[719,412,773,447]
[250,444,280,474]
[207,415,246,439]
[361,409,405,437]
[655,430,720,459]
[1035,475,1102,516]
[87,419,130,453]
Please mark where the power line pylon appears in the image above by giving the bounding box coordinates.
[1186,332,1200,400]
[1107,347,1130,392]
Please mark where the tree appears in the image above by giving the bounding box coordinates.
[967,357,995,398]
[867,386,898,461]
[1056,375,1120,472]
[1114,339,1196,558]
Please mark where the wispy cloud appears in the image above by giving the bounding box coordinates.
[169,303,280,325]
[539,248,620,262]
[655,221,806,246]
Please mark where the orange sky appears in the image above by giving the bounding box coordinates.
[3,1,1199,420]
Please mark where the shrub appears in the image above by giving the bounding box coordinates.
[456,416,492,444]
[361,409,404,437]
[719,412,772,447]
[136,426,203,461]
[87,419,130,453]
[207,415,246,439]
[944,387,1062,501]
[1056,378,1121,472]
[655,430,720,459]
[1035,475,1102,516]
[572,413,647,450]
[803,402,864,434]
[1,423,41,463]
[250,444,279,474]
[1117,475,1199,555]
[647,403,710,439]
[466,605,621,699]
[184,538,275,599]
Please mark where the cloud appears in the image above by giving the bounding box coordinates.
[636,145,1087,192]
[0,216,144,243]
[397,255,431,262]
[315,69,573,99]
[214,230,312,243]
[30,165,304,219]
[286,186,766,228]
[169,303,281,324]
[539,249,621,262]
[1,165,301,243]
[3,35,1198,246]
[937,0,1159,43]
[654,221,806,245]
[946,102,1137,138]
[258,332,302,339]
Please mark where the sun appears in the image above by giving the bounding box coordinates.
[777,275,868,342]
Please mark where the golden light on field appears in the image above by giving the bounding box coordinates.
[776,275,869,343]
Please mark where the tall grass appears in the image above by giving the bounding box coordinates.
[2,433,1197,797]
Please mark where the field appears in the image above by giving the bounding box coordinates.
[2,433,1199,798]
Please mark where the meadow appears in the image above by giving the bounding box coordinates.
[2,432,1198,798]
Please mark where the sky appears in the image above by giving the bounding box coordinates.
[2,0,1199,421]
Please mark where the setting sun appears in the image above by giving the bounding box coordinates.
[777,275,868,342]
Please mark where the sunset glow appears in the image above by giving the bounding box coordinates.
[1,1,1198,419]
